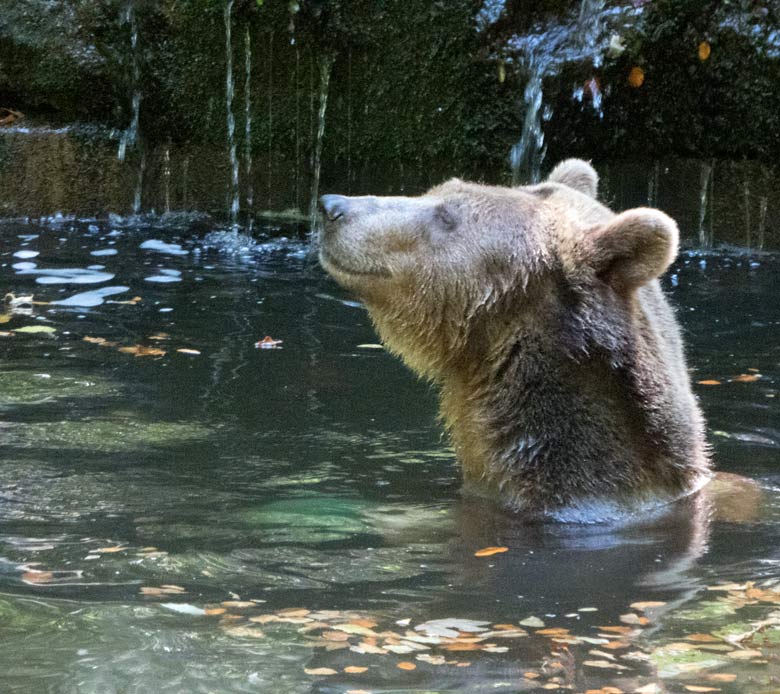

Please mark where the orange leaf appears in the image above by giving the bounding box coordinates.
[698,41,712,61]
[697,380,721,386]
[628,66,645,88]
[731,374,760,383]
[22,571,54,584]
[474,546,509,557]
[396,661,416,670]
[343,666,368,674]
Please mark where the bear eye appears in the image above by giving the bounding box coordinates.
[436,205,457,231]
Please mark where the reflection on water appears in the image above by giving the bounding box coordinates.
[0,217,778,692]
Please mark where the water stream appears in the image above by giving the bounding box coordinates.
[309,53,335,231]
[224,0,240,228]
[244,27,254,230]
[508,0,608,184]
[117,2,141,164]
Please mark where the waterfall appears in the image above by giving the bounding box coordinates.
[244,26,254,230]
[224,0,240,228]
[698,160,714,247]
[508,0,607,184]
[117,2,141,163]
[309,53,334,232]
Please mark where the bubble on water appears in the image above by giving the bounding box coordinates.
[13,250,39,259]
[90,249,118,257]
[51,286,130,308]
[140,239,188,256]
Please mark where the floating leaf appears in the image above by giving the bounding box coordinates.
[630,601,666,611]
[255,336,283,349]
[684,687,719,693]
[176,348,201,355]
[396,661,416,670]
[583,660,628,670]
[303,667,337,676]
[13,325,56,334]
[95,546,126,553]
[620,613,649,626]
[698,41,712,61]
[731,374,760,383]
[519,616,545,628]
[697,380,721,386]
[474,546,509,557]
[22,571,54,584]
[343,666,368,674]
[119,345,166,357]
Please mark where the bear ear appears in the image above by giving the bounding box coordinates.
[547,159,598,198]
[583,208,679,292]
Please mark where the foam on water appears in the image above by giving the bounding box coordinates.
[139,239,188,256]
[13,250,39,259]
[90,249,118,257]
[51,286,130,307]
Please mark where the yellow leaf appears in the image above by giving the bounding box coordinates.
[303,667,337,676]
[630,601,666,611]
[343,666,368,674]
[396,661,416,670]
[697,379,721,386]
[698,41,712,61]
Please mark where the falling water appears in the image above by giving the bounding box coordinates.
[117,2,141,162]
[510,64,545,185]
[133,150,145,215]
[508,0,607,184]
[244,27,254,229]
[743,169,752,247]
[224,0,240,228]
[647,160,660,206]
[758,196,768,249]
[309,53,335,231]
[163,147,171,214]
[698,160,714,247]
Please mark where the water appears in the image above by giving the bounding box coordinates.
[309,54,335,231]
[224,0,240,228]
[117,2,141,164]
[244,27,254,230]
[508,0,609,184]
[0,217,779,693]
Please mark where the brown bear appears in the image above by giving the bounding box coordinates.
[319,159,712,521]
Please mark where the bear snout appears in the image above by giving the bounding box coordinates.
[319,194,350,223]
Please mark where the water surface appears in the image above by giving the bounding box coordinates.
[0,217,778,693]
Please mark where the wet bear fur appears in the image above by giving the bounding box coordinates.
[319,159,711,520]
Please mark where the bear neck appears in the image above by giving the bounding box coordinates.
[439,284,711,514]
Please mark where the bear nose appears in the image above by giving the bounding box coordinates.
[319,194,349,222]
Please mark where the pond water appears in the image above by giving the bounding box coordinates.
[0,216,778,693]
